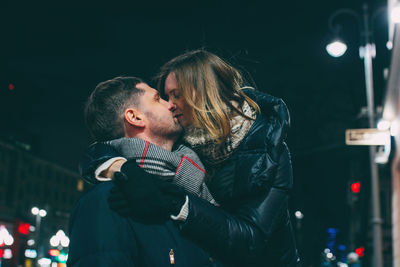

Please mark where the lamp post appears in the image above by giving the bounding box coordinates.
[326,4,386,267]
[31,207,47,259]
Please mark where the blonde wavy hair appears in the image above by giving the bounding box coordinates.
[156,50,260,143]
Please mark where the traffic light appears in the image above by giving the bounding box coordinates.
[355,247,365,257]
[17,223,30,235]
[351,182,361,194]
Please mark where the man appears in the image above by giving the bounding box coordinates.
[67,76,222,266]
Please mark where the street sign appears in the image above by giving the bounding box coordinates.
[345,129,390,146]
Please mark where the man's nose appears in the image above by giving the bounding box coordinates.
[168,102,176,112]
[165,100,176,111]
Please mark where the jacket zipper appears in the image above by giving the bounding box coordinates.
[169,249,175,265]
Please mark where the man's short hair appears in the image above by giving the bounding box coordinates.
[84,76,144,142]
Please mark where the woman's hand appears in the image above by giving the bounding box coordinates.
[107,160,186,223]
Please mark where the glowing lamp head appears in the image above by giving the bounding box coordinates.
[326,41,347,57]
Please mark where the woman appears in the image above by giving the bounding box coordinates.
[82,50,300,266]
[154,50,300,266]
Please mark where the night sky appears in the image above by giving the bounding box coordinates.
[2,0,392,265]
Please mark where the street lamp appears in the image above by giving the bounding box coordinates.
[326,4,386,267]
[326,40,347,57]
[31,206,47,259]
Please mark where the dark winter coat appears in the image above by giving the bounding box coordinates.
[67,182,223,267]
[178,89,301,267]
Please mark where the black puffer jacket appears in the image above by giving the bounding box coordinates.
[178,89,301,266]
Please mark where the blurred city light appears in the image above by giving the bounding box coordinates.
[3,248,12,259]
[61,236,70,247]
[326,41,347,57]
[391,120,399,136]
[29,225,36,232]
[57,252,68,263]
[50,236,60,247]
[0,226,14,246]
[390,5,400,23]
[48,249,60,257]
[25,249,37,258]
[377,119,391,130]
[351,182,361,193]
[27,239,35,246]
[50,230,69,247]
[294,211,304,219]
[38,257,51,266]
[327,252,334,259]
[39,209,47,217]
[8,83,15,91]
[355,247,365,257]
[31,207,39,215]
[387,41,393,50]
[18,222,30,235]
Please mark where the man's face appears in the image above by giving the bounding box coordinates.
[135,83,183,140]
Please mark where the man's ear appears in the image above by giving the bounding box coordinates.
[124,108,145,128]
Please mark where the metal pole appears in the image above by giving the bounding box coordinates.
[361,4,383,267]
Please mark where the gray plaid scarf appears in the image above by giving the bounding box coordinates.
[105,137,217,205]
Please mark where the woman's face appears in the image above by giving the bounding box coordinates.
[164,72,193,128]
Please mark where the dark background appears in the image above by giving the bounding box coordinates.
[2,0,392,265]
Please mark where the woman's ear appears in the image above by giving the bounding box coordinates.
[124,108,145,128]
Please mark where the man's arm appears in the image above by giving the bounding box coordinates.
[67,182,139,266]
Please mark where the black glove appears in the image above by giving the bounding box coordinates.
[79,143,121,184]
[107,160,186,223]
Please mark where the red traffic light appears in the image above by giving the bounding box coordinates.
[49,249,60,256]
[355,247,365,257]
[351,182,361,194]
[18,223,30,235]
[8,84,15,91]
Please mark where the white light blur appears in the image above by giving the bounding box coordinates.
[387,41,393,50]
[326,41,347,57]
[61,236,70,247]
[324,248,330,254]
[391,5,400,23]
[25,249,37,259]
[58,253,68,262]
[56,230,65,239]
[327,252,334,259]
[29,225,36,232]
[0,225,13,246]
[31,207,39,215]
[51,262,58,267]
[4,234,14,246]
[337,262,349,267]
[377,120,391,130]
[39,209,47,217]
[295,211,304,219]
[50,236,60,247]
[391,120,399,136]
[27,239,35,246]
[3,249,12,259]
[38,257,51,266]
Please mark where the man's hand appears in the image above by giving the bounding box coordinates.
[107,160,186,223]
